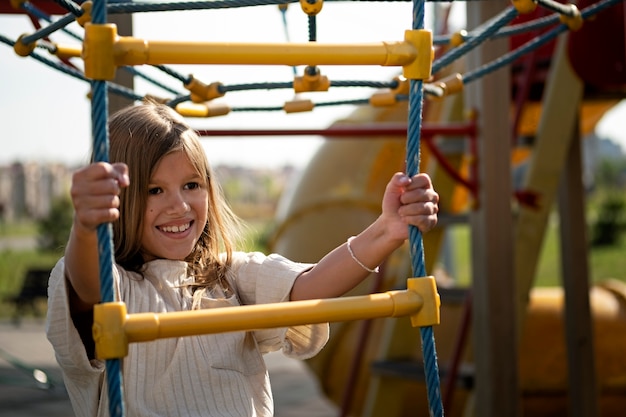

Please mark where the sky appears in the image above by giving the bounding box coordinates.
[1,2,624,169]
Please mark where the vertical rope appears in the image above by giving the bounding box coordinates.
[91,1,125,416]
[408,0,444,416]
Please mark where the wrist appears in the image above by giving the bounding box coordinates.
[346,236,380,273]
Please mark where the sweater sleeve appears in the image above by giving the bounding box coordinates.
[231,252,329,360]
[45,257,106,417]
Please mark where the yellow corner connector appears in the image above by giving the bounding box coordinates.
[13,34,36,57]
[93,302,129,360]
[559,5,583,31]
[406,276,441,327]
[284,99,314,113]
[175,102,230,118]
[300,0,323,16]
[293,68,330,93]
[185,77,225,103]
[435,73,464,97]
[83,23,117,80]
[511,0,537,14]
[450,30,468,47]
[76,1,92,27]
[402,29,433,80]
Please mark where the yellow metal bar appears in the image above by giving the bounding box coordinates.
[126,290,421,342]
[115,38,417,67]
[82,23,432,81]
[94,277,440,360]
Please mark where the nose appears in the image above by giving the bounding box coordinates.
[166,191,190,215]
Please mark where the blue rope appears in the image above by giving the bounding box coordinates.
[463,0,624,85]
[409,1,443,417]
[108,0,300,13]
[90,1,125,416]
[20,12,79,45]
[431,6,519,76]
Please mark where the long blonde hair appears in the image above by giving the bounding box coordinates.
[107,102,242,286]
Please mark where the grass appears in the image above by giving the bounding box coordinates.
[0,220,38,237]
[446,219,626,288]
[0,249,60,319]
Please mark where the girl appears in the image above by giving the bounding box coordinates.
[46,102,439,417]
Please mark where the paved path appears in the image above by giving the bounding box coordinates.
[0,319,338,417]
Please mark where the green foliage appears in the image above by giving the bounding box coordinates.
[594,158,626,189]
[37,196,73,253]
[591,193,626,247]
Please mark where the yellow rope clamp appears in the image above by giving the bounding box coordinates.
[175,102,231,117]
[184,77,226,102]
[293,67,330,93]
[13,34,36,57]
[93,276,441,360]
[370,75,412,106]
[559,5,584,31]
[511,0,538,14]
[76,1,93,27]
[300,0,323,16]
[54,43,83,60]
[284,98,315,113]
[434,73,465,98]
[10,0,26,11]
[450,30,468,48]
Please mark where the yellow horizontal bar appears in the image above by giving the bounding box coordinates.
[115,37,417,67]
[93,277,440,360]
[125,290,422,343]
[83,24,432,81]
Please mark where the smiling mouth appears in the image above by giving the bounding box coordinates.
[158,222,192,233]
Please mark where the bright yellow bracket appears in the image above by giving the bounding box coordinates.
[175,102,230,117]
[82,24,433,81]
[185,77,225,103]
[433,73,465,98]
[284,99,315,113]
[300,0,323,16]
[559,5,583,31]
[511,0,537,14]
[93,276,441,360]
[368,76,410,107]
[13,34,36,57]
[293,67,330,93]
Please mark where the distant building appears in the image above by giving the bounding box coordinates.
[0,162,72,222]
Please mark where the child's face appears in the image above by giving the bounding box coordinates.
[140,150,209,262]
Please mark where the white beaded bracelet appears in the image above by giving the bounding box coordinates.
[346,236,380,274]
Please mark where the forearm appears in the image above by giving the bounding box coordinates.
[64,222,102,310]
[290,219,404,301]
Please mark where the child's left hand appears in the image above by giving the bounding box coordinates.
[381,172,439,240]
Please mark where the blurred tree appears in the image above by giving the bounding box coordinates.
[37,196,73,252]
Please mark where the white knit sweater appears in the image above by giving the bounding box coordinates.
[46,252,329,417]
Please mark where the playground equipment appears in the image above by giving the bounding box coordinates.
[2,0,626,416]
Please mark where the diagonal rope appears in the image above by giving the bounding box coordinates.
[431,5,519,75]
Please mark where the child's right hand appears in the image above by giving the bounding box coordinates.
[70,162,129,232]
